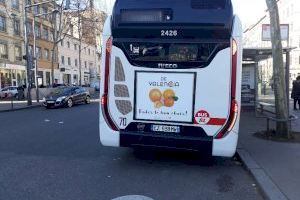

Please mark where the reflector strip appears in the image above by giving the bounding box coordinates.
[207,118,226,126]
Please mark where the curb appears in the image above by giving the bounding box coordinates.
[237,148,288,200]
[0,104,41,113]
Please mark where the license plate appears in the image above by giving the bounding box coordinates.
[47,101,55,103]
[151,125,180,133]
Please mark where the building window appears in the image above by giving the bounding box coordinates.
[44,49,49,60]
[67,41,70,48]
[61,56,64,64]
[49,30,53,41]
[69,24,74,36]
[33,4,39,15]
[68,57,71,65]
[46,72,50,85]
[12,0,19,10]
[14,19,20,35]
[34,23,41,38]
[0,43,8,59]
[15,46,22,61]
[61,40,64,46]
[75,59,78,67]
[42,7,48,19]
[26,21,32,34]
[42,26,48,40]
[84,61,87,69]
[88,48,90,55]
[36,47,42,59]
[74,44,77,50]
[89,62,93,69]
[0,15,6,32]
[29,45,33,56]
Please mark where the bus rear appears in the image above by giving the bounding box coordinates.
[100,0,242,157]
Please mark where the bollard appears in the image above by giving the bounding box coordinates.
[9,93,14,110]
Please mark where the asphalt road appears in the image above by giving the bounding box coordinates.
[0,103,263,200]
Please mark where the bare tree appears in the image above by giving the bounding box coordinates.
[265,0,290,138]
[66,0,106,85]
[49,0,73,85]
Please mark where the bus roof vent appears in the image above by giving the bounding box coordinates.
[191,0,227,9]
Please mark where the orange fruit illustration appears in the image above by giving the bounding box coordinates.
[164,97,175,107]
[163,89,175,99]
[149,89,162,102]
[154,101,163,108]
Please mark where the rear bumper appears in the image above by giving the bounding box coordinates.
[120,131,213,155]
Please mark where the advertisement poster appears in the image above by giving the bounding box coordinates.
[135,72,195,123]
[242,65,256,105]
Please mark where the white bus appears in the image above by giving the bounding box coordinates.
[100,0,242,157]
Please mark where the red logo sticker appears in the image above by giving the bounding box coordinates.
[194,110,210,125]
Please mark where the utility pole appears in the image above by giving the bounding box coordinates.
[23,3,32,106]
[78,1,82,86]
[265,0,290,138]
[32,18,39,102]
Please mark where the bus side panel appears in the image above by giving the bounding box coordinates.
[193,48,231,137]
[212,16,243,157]
[100,17,120,147]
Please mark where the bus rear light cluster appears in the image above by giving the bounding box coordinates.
[215,99,238,139]
[215,39,238,139]
[101,37,119,131]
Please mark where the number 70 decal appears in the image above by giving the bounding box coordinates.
[119,117,127,127]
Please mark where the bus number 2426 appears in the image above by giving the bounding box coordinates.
[161,30,178,37]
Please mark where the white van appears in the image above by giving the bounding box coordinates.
[100,0,243,157]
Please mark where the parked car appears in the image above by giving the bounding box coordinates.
[93,82,100,91]
[43,86,91,109]
[0,86,18,98]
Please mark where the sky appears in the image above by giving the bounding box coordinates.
[232,0,267,27]
[99,0,267,28]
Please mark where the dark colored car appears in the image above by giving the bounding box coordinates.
[43,86,91,109]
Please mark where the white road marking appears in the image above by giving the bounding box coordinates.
[44,119,50,122]
[112,195,154,200]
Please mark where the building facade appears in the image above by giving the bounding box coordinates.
[0,0,26,89]
[1,0,102,89]
[26,0,59,87]
[57,34,98,86]
[56,7,104,86]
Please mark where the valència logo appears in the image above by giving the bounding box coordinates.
[149,81,180,88]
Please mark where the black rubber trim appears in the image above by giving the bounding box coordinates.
[120,123,213,154]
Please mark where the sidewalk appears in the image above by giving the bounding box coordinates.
[0,100,41,112]
[238,108,300,200]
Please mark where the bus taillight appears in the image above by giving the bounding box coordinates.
[215,39,238,139]
[231,39,237,99]
[101,37,119,131]
[215,100,238,139]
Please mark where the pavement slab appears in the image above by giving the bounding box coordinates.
[238,109,300,200]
